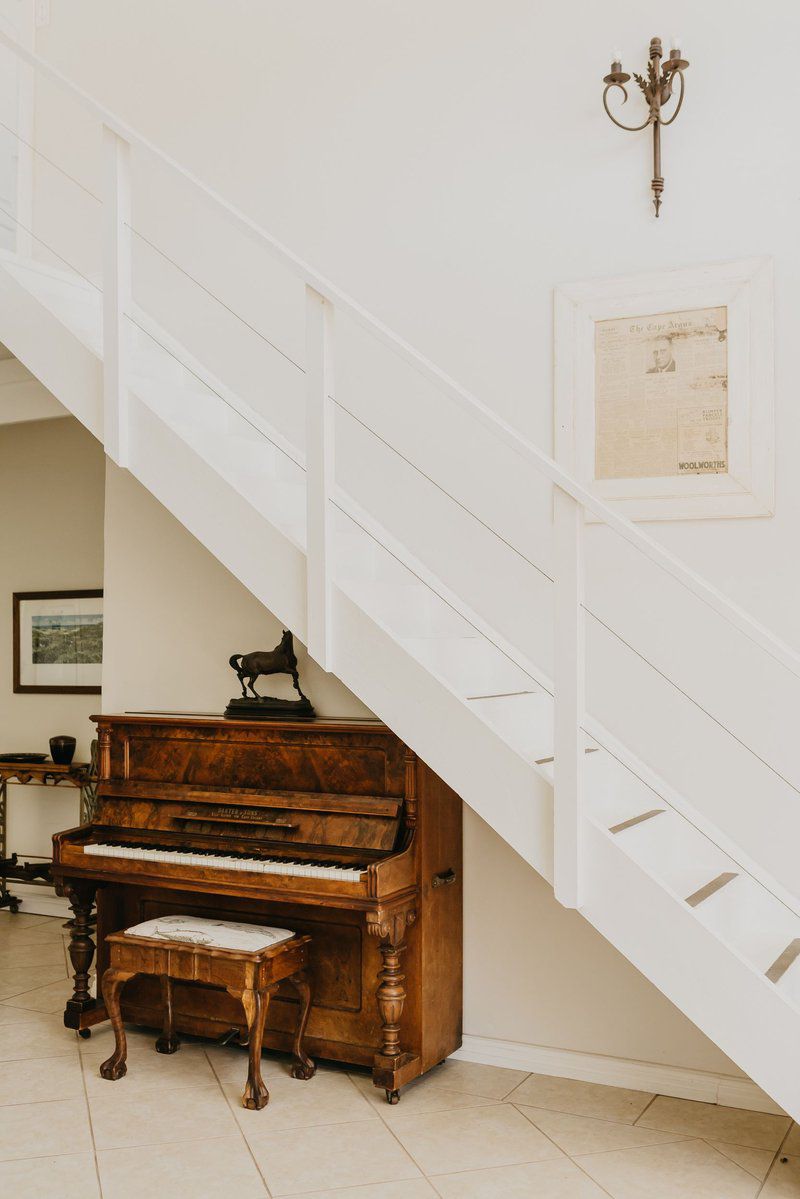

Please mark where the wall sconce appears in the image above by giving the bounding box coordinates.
[603,37,689,217]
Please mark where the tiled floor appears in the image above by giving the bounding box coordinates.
[1,913,799,1197]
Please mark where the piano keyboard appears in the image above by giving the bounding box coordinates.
[84,842,366,883]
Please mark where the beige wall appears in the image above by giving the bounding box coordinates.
[0,417,104,859]
[103,464,738,1076]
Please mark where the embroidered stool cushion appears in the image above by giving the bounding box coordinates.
[123,914,295,952]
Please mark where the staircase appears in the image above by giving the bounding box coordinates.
[2,31,800,1118]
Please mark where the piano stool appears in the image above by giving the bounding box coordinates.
[97,918,316,1110]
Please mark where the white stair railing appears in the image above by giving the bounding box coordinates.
[1,28,799,917]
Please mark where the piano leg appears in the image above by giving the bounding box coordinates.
[229,984,272,1111]
[62,881,98,1027]
[289,970,316,1081]
[155,975,181,1055]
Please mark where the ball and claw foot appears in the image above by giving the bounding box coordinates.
[290,1059,316,1081]
[78,1028,91,1040]
[99,1058,127,1081]
[385,1088,400,1105]
[155,1034,180,1055]
[242,1081,269,1111]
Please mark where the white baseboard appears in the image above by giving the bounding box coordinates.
[454,1033,786,1116]
[4,883,70,920]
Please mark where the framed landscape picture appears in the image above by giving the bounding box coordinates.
[13,590,103,694]
[554,257,774,521]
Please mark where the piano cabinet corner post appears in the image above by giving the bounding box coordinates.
[62,880,98,1020]
[367,906,416,1098]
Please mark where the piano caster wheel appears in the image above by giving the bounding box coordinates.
[385,1088,400,1105]
[78,1028,91,1040]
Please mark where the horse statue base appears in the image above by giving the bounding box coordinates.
[224,695,315,721]
[223,630,316,721]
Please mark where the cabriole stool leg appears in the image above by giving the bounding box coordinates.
[155,975,181,1054]
[99,967,134,1081]
[289,969,316,1080]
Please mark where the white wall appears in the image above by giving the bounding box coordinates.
[104,464,739,1076]
[0,416,104,860]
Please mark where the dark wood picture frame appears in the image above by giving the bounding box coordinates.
[13,590,103,695]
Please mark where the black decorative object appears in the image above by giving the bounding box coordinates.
[50,736,77,765]
[0,753,48,763]
[225,630,315,721]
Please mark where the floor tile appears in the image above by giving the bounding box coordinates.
[433,1157,609,1198]
[1,976,76,1013]
[638,1095,791,1150]
[429,1059,529,1099]
[576,1138,762,1198]
[98,1135,268,1198]
[0,1019,77,1062]
[247,1119,420,1196]
[761,1154,800,1196]
[783,1124,800,1154]
[350,1070,500,1122]
[709,1140,776,1181]
[205,1043,302,1085]
[0,1005,57,1027]
[297,1183,438,1199]
[518,1104,692,1154]
[0,942,70,970]
[506,1073,654,1124]
[0,914,54,930]
[90,1082,238,1150]
[389,1103,563,1176]
[82,1036,219,1095]
[0,1097,92,1161]
[0,965,67,1002]
[0,1151,100,1197]
[227,1069,378,1131]
[0,1054,84,1104]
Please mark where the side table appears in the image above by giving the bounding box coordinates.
[0,747,97,913]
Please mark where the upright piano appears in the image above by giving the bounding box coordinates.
[52,715,462,1101]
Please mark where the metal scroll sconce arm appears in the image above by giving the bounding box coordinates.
[658,70,686,127]
[602,83,654,133]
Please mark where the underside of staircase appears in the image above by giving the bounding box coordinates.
[3,243,800,1120]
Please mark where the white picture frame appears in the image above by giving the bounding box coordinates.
[554,257,774,521]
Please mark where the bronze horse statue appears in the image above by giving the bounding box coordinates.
[229,630,310,702]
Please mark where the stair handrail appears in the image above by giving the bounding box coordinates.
[4,30,799,912]
[0,28,795,680]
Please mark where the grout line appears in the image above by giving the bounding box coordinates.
[632,1094,659,1126]
[756,1121,795,1197]
[77,1027,104,1198]
[506,1109,617,1198]
[701,1137,774,1183]
[204,1046,273,1198]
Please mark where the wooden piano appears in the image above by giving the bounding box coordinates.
[52,714,462,1102]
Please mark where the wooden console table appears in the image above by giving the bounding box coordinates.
[0,750,97,913]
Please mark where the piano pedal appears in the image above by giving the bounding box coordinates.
[218,1026,249,1048]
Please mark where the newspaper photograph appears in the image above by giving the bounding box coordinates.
[594,305,728,480]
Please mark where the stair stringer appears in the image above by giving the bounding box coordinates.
[584,820,800,1118]
[0,260,102,438]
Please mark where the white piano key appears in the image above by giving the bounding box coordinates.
[82,844,366,882]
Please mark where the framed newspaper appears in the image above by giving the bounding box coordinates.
[554,257,774,520]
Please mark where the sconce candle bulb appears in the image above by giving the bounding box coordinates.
[601,34,689,216]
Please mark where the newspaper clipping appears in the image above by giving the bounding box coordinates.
[594,306,728,480]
